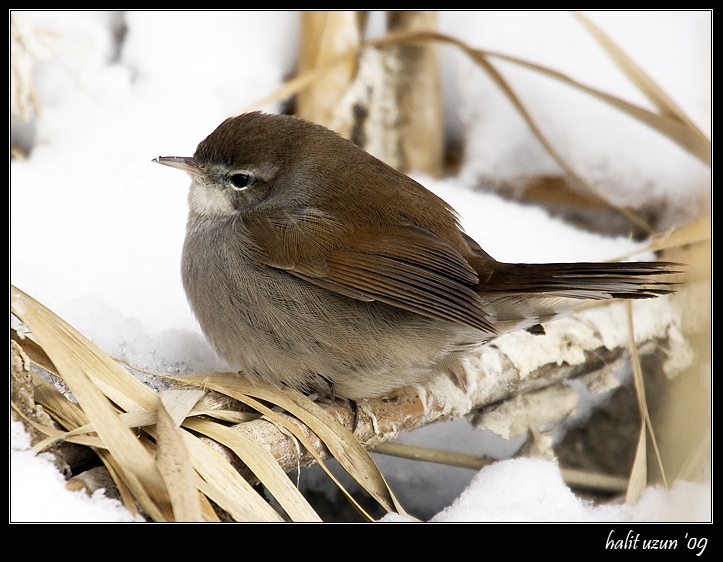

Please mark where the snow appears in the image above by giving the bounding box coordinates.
[11,418,140,522]
[10,10,710,522]
[427,458,709,522]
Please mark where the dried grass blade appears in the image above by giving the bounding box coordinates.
[375,440,628,494]
[160,389,206,427]
[641,214,711,255]
[156,401,204,522]
[376,29,710,166]
[373,441,494,470]
[10,401,103,453]
[31,370,90,429]
[11,285,172,520]
[197,494,222,522]
[184,417,322,522]
[627,423,648,504]
[175,375,376,521]
[30,425,105,452]
[182,432,285,522]
[173,373,408,518]
[233,395,377,521]
[572,12,707,136]
[677,427,711,482]
[485,52,709,166]
[461,51,653,233]
[12,287,159,413]
[560,468,628,494]
[11,329,57,375]
[27,371,151,518]
[627,301,668,491]
[98,448,169,521]
[188,409,260,424]
[246,28,709,169]
[101,454,142,518]
[32,409,159,454]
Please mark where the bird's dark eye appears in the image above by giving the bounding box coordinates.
[230,173,253,190]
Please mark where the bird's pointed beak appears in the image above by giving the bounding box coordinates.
[153,156,200,176]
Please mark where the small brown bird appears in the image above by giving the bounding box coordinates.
[155,112,675,400]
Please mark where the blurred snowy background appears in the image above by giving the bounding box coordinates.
[10,11,710,522]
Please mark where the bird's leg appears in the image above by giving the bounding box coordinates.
[319,375,359,432]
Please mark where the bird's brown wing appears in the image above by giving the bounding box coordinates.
[243,208,496,334]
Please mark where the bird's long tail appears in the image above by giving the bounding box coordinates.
[478,261,678,299]
[476,260,679,334]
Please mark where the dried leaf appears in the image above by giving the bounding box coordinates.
[627,423,648,504]
[627,301,668,493]
[160,389,206,427]
[182,434,285,522]
[156,401,203,522]
[184,417,322,522]
[171,373,410,519]
[572,12,707,138]
[11,285,172,521]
